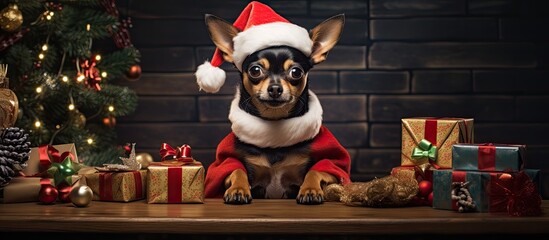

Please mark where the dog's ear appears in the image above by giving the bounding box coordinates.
[205,14,240,63]
[309,14,345,65]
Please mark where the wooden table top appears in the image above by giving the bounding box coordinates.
[0,199,548,235]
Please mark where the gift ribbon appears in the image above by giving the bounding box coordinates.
[160,143,193,163]
[478,143,496,171]
[38,144,76,174]
[489,172,541,216]
[167,166,182,203]
[451,171,467,212]
[99,171,143,201]
[411,139,437,162]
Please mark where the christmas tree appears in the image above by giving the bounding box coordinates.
[0,0,140,166]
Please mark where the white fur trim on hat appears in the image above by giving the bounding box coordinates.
[195,61,226,93]
[228,89,323,148]
[232,22,313,72]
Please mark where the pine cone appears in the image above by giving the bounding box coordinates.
[0,127,31,186]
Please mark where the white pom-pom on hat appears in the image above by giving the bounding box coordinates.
[195,60,226,93]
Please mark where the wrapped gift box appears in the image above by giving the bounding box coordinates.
[433,169,541,214]
[83,170,146,202]
[147,163,205,204]
[401,118,474,169]
[452,143,525,172]
[0,175,85,203]
[22,144,79,177]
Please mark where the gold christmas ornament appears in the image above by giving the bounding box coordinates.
[135,152,153,169]
[0,4,23,32]
[70,185,93,207]
[0,64,18,128]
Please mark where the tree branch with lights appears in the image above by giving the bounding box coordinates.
[0,0,141,166]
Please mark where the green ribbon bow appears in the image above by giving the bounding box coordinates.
[47,156,79,186]
[411,139,437,161]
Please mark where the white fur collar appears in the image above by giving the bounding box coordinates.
[228,89,323,148]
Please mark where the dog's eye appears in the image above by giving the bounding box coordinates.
[289,67,304,80]
[248,65,264,79]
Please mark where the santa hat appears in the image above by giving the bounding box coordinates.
[196,1,313,93]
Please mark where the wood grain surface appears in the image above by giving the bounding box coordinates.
[0,199,548,235]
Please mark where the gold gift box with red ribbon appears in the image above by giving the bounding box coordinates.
[22,144,79,177]
[147,143,205,204]
[82,169,146,202]
[401,118,474,169]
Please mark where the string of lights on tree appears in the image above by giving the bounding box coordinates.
[0,0,141,166]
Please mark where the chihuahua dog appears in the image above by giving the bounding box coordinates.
[201,9,351,205]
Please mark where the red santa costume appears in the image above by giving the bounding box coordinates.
[194,1,351,198]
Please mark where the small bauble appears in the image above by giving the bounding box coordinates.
[136,152,153,169]
[0,4,23,32]
[73,111,86,129]
[428,192,433,206]
[58,188,71,203]
[125,64,141,81]
[38,184,58,204]
[0,88,19,128]
[418,180,433,197]
[102,116,116,127]
[70,185,93,207]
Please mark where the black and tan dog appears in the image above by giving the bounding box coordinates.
[199,2,351,205]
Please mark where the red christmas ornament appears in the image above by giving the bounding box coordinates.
[418,180,433,197]
[102,116,116,127]
[57,184,72,203]
[126,64,141,81]
[80,59,102,91]
[38,184,58,204]
[428,192,434,206]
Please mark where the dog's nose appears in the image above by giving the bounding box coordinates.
[267,84,283,98]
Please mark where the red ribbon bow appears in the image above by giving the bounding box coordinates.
[159,143,193,163]
[37,144,76,175]
[491,171,542,216]
[81,59,102,91]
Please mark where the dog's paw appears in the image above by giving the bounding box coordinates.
[296,187,324,205]
[224,185,252,205]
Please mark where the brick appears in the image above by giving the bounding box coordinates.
[340,71,409,94]
[289,18,368,45]
[315,46,367,70]
[542,172,549,199]
[140,48,195,72]
[412,70,471,93]
[198,96,233,122]
[318,95,367,122]
[473,70,549,93]
[116,73,239,96]
[369,95,514,122]
[117,123,231,149]
[370,0,466,17]
[371,18,498,40]
[516,96,549,122]
[324,123,369,148]
[130,0,247,19]
[500,18,549,41]
[354,149,401,173]
[468,0,515,15]
[118,96,197,122]
[311,0,368,17]
[369,42,536,69]
[536,43,549,68]
[270,0,308,15]
[475,123,549,145]
[132,19,209,46]
[370,124,401,147]
[526,146,549,170]
[308,71,338,94]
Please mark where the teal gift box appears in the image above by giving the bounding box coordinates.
[433,169,541,214]
[452,143,525,172]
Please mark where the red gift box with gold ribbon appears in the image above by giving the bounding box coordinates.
[146,143,204,204]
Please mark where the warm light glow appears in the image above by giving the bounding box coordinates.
[42,44,48,51]
[62,76,69,82]
[46,15,52,20]
[87,138,94,144]
[34,121,41,128]
[86,24,91,31]
[55,125,61,129]
[49,11,54,16]
[76,74,85,82]
[95,55,101,61]
[101,72,107,78]
[68,104,75,111]
[108,105,114,112]
[35,86,42,93]
[38,53,45,59]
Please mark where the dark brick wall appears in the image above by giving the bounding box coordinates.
[116,0,549,198]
